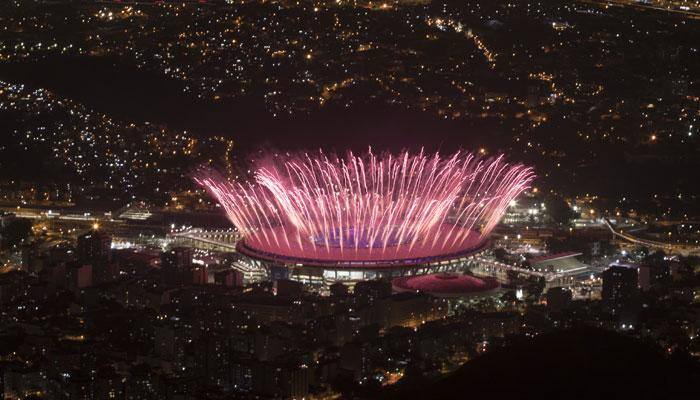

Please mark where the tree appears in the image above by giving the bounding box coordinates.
[643,250,666,265]
[546,196,578,225]
[1,218,32,248]
[501,290,518,303]
[526,276,546,300]
[598,240,618,257]
[493,247,509,263]
[506,269,521,284]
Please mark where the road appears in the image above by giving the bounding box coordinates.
[603,219,700,256]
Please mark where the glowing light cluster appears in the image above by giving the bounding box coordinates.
[196,149,534,262]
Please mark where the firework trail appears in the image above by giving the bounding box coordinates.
[196,149,534,261]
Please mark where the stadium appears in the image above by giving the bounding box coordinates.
[197,149,534,288]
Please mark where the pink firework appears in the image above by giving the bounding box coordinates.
[195,149,534,262]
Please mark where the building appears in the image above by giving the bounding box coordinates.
[546,287,572,311]
[252,361,310,398]
[3,365,49,399]
[161,247,194,270]
[340,342,373,381]
[638,263,670,290]
[238,236,490,290]
[528,252,593,287]
[76,230,112,263]
[191,263,208,285]
[203,150,528,291]
[75,230,115,283]
[273,279,305,297]
[354,280,392,306]
[602,266,640,326]
[21,243,44,274]
[68,263,92,292]
[608,262,670,292]
[381,292,448,328]
[214,269,244,287]
[160,247,194,285]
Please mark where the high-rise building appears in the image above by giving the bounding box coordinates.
[161,247,193,270]
[76,230,112,263]
[546,286,573,311]
[638,263,670,290]
[68,263,92,293]
[251,359,311,398]
[603,266,638,309]
[354,280,392,306]
[21,242,43,274]
[602,266,640,326]
[191,263,208,285]
[160,247,194,285]
[340,342,373,381]
[77,230,118,283]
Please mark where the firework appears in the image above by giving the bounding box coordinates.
[196,149,534,262]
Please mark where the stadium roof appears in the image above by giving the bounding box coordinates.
[530,252,582,265]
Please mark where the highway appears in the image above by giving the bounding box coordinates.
[603,219,700,256]
[579,0,700,19]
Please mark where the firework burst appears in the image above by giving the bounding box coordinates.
[196,149,534,262]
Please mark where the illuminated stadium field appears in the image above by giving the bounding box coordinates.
[392,273,500,298]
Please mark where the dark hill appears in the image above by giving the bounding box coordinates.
[387,328,700,400]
